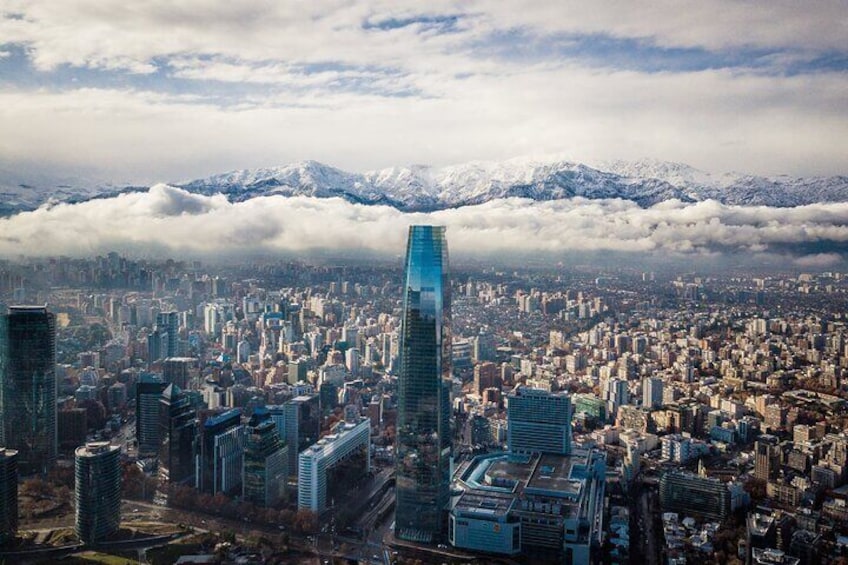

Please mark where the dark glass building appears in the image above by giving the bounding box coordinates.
[158,384,198,485]
[75,442,121,544]
[395,225,452,543]
[196,409,244,495]
[0,448,18,545]
[279,395,320,477]
[0,306,57,476]
[136,375,167,458]
[243,408,288,507]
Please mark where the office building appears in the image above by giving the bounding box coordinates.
[157,311,180,359]
[197,409,245,496]
[507,386,572,456]
[395,225,452,543]
[755,435,781,481]
[159,384,198,485]
[243,408,288,507]
[0,306,57,475]
[136,375,167,458]
[473,362,500,396]
[0,449,18,545]
[281,395,321,477]
[75,442,121,544]
[163,357,196,389]
[659,469,731,521]
[642,376,664,409]
[298,417,370,513]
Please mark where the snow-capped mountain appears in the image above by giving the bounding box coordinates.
[2,157,847,216]
[174,157,695,211]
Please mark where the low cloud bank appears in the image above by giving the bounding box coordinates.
[1,184,847,265]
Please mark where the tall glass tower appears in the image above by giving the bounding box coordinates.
[0,306,57,476]
[395,226,452,543]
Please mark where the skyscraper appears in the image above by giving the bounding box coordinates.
[159,384,198,485]
[277,395,320,477]
[243,408,288,507]
[196,409,245,496]
[75,442,121,544]
[157,311,180,359]
[395,225,452,543]
[755,434,781,481]
[136,375,167,458]
[0,306,57,475]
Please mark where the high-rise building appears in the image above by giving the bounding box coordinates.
[280,395,320,477]
[196,409,245,496]
[243,408,288,507]
[298,417,370,513]
[0,306,57,475]
[136,375,167,458]
[473,362,500,396]
[507,386,572,456]
[157,311,180,359]
[0,449,18,545]
[642,376,664,409]
[163,357,196,389]
[159,384,198,485]
[75,442,121,544]
[755,434,781,481]
[395,225,452,543]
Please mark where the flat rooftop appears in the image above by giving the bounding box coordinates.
[454,490,515,518]
[527,453,583,498]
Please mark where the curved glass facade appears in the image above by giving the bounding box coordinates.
[395,225,452,543]
[75,442,121,544]
[0,306,57,476]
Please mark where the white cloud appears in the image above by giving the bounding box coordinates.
[1,187,847,262]
[0,1,845,181]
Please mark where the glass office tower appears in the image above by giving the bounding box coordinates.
[395,226,452,543]
[0,306,57,476]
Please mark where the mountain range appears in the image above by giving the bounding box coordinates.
[2,157,847,216]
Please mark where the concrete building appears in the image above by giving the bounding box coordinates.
[75,442,121,544]
[449,448,606,562]
[297,417,370,513]
[507,386,572,456]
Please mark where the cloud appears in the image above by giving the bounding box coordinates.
[793,253,843,268]
[0,1,845,181]
[1,187,847,264]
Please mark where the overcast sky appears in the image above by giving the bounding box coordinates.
[1,1,846,184]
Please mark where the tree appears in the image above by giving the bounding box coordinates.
[293,509,318,534]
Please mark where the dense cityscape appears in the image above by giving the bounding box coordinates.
[0,229,846,564]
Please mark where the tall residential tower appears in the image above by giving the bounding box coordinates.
[395,225,452,543]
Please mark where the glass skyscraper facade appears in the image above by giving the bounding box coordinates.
[395,225,452,543]
[0,306,57,476]
[75,442,121,544]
